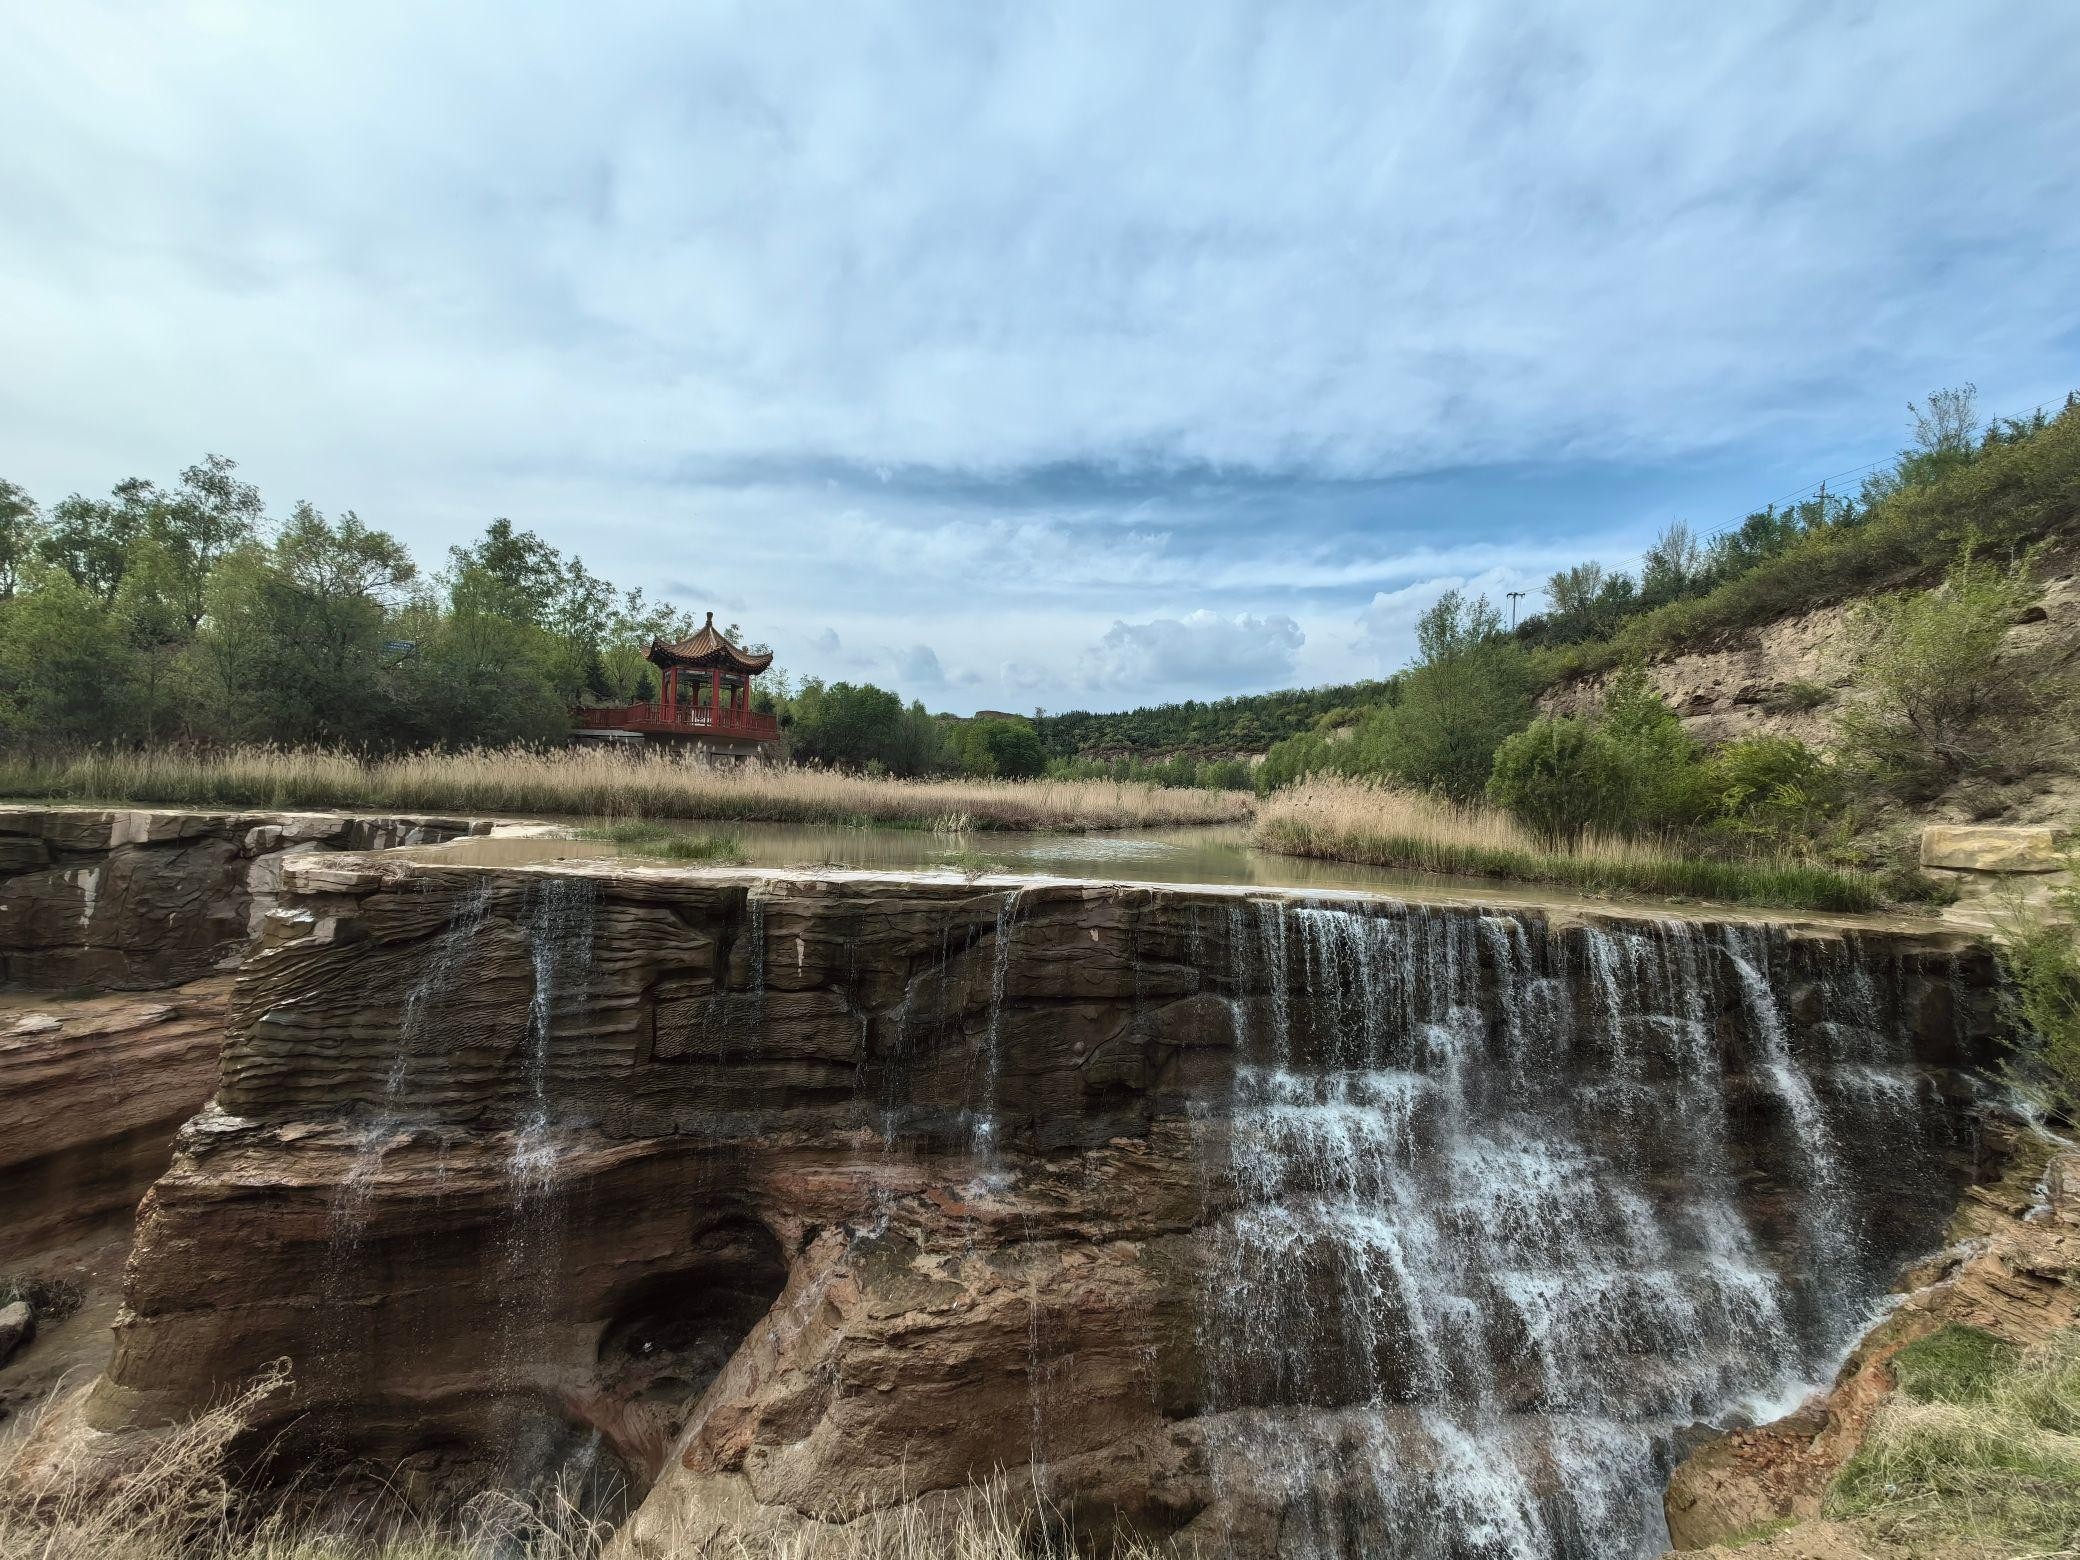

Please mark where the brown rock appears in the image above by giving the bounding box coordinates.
[1919,824,2062,873]
[0,978,231,1259]
[0,1300,32,1367]
[0,806,487,990]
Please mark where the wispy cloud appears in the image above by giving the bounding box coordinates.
[2,2,2075,709]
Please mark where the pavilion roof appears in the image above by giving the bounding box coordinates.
[646,612,774,674]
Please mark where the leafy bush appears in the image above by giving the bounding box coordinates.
[956,717,1048,779]
[1705,735,1850,850]
[1833,547,2071,798]
[1485,718,1619,844]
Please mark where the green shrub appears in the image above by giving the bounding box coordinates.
[1834,547,2069,798]
[1706,735,1850,851]
[581,820,746,863]
[956,717,1048,780]
[1486,718,1620,844]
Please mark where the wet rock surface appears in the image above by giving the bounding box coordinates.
[1662,1135,2079,1553]
[72,851,2007,1559]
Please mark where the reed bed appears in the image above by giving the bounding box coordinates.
[1252,776,1884,913]
[0,746,1252,834]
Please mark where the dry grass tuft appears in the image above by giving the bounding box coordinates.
[1827,1330,2080,1551]
[1,1377,1169,1560]
[0,746,1252,835]
[1253,776,1883,912]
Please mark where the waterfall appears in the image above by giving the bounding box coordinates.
[493,875,599,1485]
[320,880,493,1376]
[1196,900,1958,1560]
[968,886,1027,1160]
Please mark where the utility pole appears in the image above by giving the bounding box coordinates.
[1506,590,1526,630]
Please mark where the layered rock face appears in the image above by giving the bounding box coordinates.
[86,854,2003,1560]
[0,808,485,1268]
[0,806,487,990]
[0,980,230,1259]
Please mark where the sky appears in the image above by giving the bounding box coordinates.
[4,2,2077,714]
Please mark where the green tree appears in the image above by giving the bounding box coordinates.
[1347,591,1533,800]
[0,563,119,738]
[199,505,417,745]
[1597,664,1709,829]
[0,480,41,600]
[37,477,157,602]
[958,717,1047,779]
[1486,717,1620,843]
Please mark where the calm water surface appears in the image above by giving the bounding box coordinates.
[401,820,1752,915]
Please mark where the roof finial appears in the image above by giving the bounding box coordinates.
[705,610,714,626]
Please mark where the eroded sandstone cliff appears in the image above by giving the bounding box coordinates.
[75,845,2008,1559]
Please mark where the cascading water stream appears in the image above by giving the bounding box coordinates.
[492,875,600,1484]
[968,886,1027,1162]
[318,881,493,1383]
[1196,900,1959,1560]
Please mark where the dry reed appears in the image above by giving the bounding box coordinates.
[1252,776,1883,912]
[0,1374,1168,1560]
[1828,1331,2080,1549]
[0,746,1251,834]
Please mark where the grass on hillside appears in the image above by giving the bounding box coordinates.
[0,745,1254,834]
[1828,1326,2080,1551]
[0,1373,1162,1560]
[1253,777,1886,913]
[1545,405,2080,682]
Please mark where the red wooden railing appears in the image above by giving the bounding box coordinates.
[570,702,781,740]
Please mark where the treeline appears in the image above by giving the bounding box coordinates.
[1035,681,1391,759]
[0,458,714,749]
[1255,389,2080,878]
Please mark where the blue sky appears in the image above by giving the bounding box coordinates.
[4,1,2077,712]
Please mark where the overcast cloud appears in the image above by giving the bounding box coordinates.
[4,1,2076,710]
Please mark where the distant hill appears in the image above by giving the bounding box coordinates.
[1036,680,1392,759]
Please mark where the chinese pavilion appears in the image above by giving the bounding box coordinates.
[570,612,781,755]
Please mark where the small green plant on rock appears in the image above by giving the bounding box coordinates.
[1834,546,2072,800]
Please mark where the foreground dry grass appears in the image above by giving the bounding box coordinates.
[1253,776,1884,913]
[0,1380,1165,1560]
[0,746,1252,834]
[1827,1328,2080,1553]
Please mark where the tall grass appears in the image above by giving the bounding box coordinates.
[1252,776,1884,912]
[1828,1328,2080,1550]
[0,1375,1166,1560]
[0,746,1252,834]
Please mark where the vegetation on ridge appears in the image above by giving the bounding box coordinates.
[1253,778,1883,913]
[1827,1329,2080,1551]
